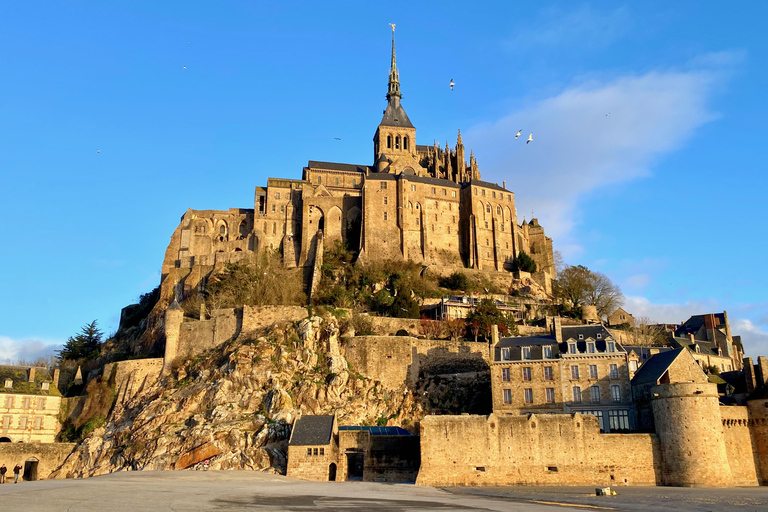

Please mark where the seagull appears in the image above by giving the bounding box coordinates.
[450,79,454,91]
[187,41,191,44]
[515,129,522,140]
[526,133,533,144]
[334,137,341,140]
[183,66,187,70]
[605,113,610,116]
[96,149,100,154]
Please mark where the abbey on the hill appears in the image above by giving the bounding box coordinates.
[161,28,554,299]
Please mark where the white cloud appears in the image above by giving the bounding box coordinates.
[0,336,62,364]
[624,274,650,289]
[730,319,768,360]
[466,57,734,260]
[506,5,632,49]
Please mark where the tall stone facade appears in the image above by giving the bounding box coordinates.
[158,29,555,304]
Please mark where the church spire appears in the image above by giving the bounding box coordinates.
[387,23,401,103]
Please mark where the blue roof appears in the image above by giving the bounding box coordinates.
[339,426,412,436]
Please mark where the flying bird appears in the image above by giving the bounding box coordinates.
[334,137,341,140]
[450,79,454,91]
[515,130,522,140]
[606,113,610,116]
[187,41,191,44]
[96,149,100,154]
[526,133,533,144]
[183,66,187,70]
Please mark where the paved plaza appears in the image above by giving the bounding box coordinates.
[0,471,767,511]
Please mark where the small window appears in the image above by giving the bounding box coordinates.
[608,342,616,353]
[387,135,392,148]
[571,365,579,380]
[435,214,438,221]
[501,348,511,361]
[482,190,486,196]
[320,448,325,456]
[629,360,638,371]
[590,365,598,379]
[568,343,577,354]
[503,388,512,404]
[431,187,436,194]
[41,382,50,391]
[572,387,582,402]
[384,196,388,205]
[486,238,489,245]
[22,397,30,409]
[591,386,601,403]
[334,178,339,186]
[544,366,553,380]
[486,204,491,213]
[508,194,512,202]
[524,388,533,404]
[34,416,43,430]
[502,368,510,382]
[313,448,319,456]
[442,189,446,195]
[485,222,488,229]
[611,385,622,402]
[588,343,595,354]
[474,188,478,195]
[452,216,456,223]
[411,185,416,191]
[447,226,450,234]
[4,396,12,408]
[380,181,387,189]
[543,346,552,359]
[451,191,456,197]
[384,212,388,221]
[546,388,555,403]
[597,333,602,339]
[492,191,496,198]
[275,192,281,199]
[19,416,27,429]
[522,347,531,360]
[307,448,312,456]
[353,179,357,187]
[280,205,284,213]
[610,364,619,379]
[318,176,322,185]
[271,204,276,213]
[522,367,531,381]
[416,218,420,226]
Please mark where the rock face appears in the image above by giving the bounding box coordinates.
[51,316,431,478]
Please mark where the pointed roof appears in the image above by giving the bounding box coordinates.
[379,25,414,129]
[631,348,686,386]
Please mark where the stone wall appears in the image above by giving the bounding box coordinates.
[367,316,421,336]
[719,406,760,485]
[0,443,76,480]
[747,397,768,484]
[103,359,163,406]
[286,444,338,482]
[342,336,490,389]
[416,413,660,486]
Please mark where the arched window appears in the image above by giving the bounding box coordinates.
[219,225,226,234]
[404,136,409,150]
[395,136,400,149]
[387,135,392,148]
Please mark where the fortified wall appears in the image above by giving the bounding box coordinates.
[0,443,76,481]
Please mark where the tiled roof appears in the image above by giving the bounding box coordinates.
[630,348,685,386]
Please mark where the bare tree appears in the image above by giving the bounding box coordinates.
[554,265,624,318]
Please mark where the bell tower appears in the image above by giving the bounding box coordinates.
[373,23,416,171]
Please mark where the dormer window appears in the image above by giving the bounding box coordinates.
[543,346,552,359]
[501,348,511,361]
[4,379,12,389]
[522,347,531,360]
[588,343,595,354]
[607,342,616,353]
[569,343,577,354]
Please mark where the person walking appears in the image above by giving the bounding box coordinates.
[13,463,21,483]
[0,463,7,483]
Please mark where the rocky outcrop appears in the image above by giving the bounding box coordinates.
[51,316,430,478]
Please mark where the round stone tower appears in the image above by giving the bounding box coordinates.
[651,382,733,487]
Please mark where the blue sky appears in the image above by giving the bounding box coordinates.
[2,1,767,360]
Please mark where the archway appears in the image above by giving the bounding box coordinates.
[346,207,361,251]
[0,436,11,443]
[328,463,337,482]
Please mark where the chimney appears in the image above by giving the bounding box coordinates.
[553,317,563,342]
[688,333,695,343]
[757,356,768,388]
[503,180,507,189]
[491,324,500,346]
[28,367,35,383]
[53,369,60,390]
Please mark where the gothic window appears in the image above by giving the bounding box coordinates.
[404,135,409,150]
[395,136,400,149]
[219,225,226,234]
[387,135,392,148]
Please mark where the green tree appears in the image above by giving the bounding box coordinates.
[465,299,516,343]
[390,291,420,318]
[439,271,470,291]
[511,251,537,273]
[58,320,103,360]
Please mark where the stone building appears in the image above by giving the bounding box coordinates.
[286,415,419,483]
[490,318,634,432]
[158,29,555,304]
[671,334,736,374]
[607,307,635,327]
[0,366,62,444]
[675,311,743,371]
[422,295,524,323]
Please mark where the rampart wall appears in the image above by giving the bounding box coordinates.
[342,336,490,389]
[416,413,660,486]
[103,359,164,405]
[747,397,768,484]
[719,405,760,485]
[0,443,76,480]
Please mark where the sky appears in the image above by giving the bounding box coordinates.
[2,1,767,361]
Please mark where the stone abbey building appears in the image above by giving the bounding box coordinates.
[161,30,554,299]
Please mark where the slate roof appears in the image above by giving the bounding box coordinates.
[560,325,615,343]
[380,100,414,128]
[306,161,370,173]
[630,348,685,386]
[495,324,623,362]
[289,415,335,446]
[0,365,60,396]
[339,426,413,436]
[623,346,673,362]
[671,337,722,357]
[466,179,509,193]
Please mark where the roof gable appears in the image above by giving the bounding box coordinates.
[289,415,335,446]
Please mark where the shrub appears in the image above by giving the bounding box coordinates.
[439,271,470,291]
